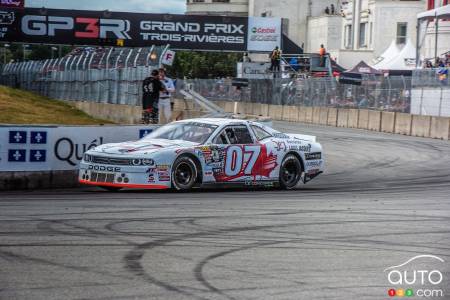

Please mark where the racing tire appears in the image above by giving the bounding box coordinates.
[172,156,198,191]
[279,154,302,190]
[100,186,122,192]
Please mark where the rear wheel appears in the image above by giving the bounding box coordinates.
[279,154,302,190]
[172,156,198,191]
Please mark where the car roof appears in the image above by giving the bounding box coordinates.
[174,118,249,126]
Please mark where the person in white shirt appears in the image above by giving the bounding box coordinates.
[158,68,175,124]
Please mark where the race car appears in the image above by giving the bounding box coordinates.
[78,118,324,191]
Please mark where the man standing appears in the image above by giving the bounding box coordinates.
[158,68,176,124]
[319,44,327,67]
[270,46,282,71]
[142,69,165,124]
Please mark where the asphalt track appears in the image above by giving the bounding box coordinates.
[1,121,450,300]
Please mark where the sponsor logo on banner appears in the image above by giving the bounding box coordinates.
[30,131,47,144]
[139,129,153,139]
[29,150,46,162]
[9,131,27,144]
[247,17,281,52]
[8,149,26,162]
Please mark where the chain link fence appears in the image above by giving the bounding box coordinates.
[0,46,167,106]
[1,52,449,116]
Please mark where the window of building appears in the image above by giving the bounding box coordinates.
[344,25,353,48]
[359,23,367,47]
[212,0,230,2]
[192,0,205,2]
[396,22,407,45]
[369,22,373,46]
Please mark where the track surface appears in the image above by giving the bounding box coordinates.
[1,121,450,300]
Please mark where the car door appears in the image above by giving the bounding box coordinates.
[211,125,262,183]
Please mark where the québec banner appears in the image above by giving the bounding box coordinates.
[0,125,157,172]
[0,7,281,52]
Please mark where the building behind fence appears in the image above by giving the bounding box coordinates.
[1,49,449,117]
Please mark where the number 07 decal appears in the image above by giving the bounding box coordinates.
[224,145,261,177]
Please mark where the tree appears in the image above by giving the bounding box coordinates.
[167,51,241,79]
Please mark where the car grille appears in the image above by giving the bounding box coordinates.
[92,156,131,165]
[91,172,115,183]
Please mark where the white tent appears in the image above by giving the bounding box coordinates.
[372,40,400,69]
[373,39,417,70]
[417,4,450,20]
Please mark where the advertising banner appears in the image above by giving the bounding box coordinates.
[247,17,282,52]
[0,8,282,52]
[0,125,157,171]
[0,7,249,51]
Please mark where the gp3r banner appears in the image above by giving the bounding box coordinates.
[0,8,248,50]
[0,8,281,52]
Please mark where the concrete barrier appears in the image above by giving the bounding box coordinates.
[298,106,306,122]
[285,105,299,122]
[381,111,396,133]
[224,101,236,114]
[430,117,450,140]
[394,113,412,135]
[327,108,338,126]
[337,109,349,127]
[71,101,141,124]
[319,107,329,125]
[305,107,314,123]
[268,104,283,120]
[368,110,381,131]
[411,115,431,138]
[348,109,359,128]
[357,109,369,129]
[312,107,321,124]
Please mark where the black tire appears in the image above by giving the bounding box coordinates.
[171,156,198,191]
[279,154,302,190]
[100,186,122,192]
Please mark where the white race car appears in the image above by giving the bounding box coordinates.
[79,118,324,191]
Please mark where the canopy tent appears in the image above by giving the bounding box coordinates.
[372,40,400,69]
[416,4,450,66]
[374,39,417,71]
[417,4,450,20]
[339,61,382,85]
[346,61,383,75]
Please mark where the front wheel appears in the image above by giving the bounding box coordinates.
[171,156,198,191]
[279,154,302,190]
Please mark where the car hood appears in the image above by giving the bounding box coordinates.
[90,139,199,155]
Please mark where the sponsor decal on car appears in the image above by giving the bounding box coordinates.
[306,160,322,168]
[88,165,121,172]
[305,152,321,160]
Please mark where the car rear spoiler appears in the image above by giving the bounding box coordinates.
[286,133,316,143]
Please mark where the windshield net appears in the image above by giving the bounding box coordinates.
[143,122,218,144]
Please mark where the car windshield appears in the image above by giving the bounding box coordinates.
[143,122,218,144]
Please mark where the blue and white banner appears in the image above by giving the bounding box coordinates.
[0,125,157,171]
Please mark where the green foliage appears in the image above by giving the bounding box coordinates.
[167,51,241,79]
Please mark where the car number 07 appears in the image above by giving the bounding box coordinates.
[224,145,261,176]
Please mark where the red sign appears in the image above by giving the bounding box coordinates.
[0,0,24,8]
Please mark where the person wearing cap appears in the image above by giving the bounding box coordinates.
[158,68,175,124]
[142,69,166,124]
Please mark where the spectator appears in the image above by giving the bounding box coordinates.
[270,46,282,75]
[319,44,327,67]
[289,56,300,72]
[142,69,166,124]
[331,4,335,14]
[325,6,330,14]
[158,68,175,124]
